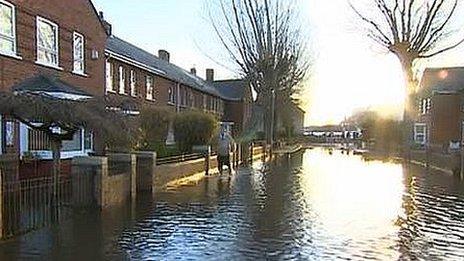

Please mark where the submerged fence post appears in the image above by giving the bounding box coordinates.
[130,154,137,202]
[0,169,3,239]
[205,146,211,176]
[461,145,464,180]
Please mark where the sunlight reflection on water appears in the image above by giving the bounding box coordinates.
[2,148,464,260]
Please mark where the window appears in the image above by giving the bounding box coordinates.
[36,17,59,66]
[203,94,207,110]
[146,75,154,100]
[73,32,85,74]
[118,66,126,94]
[414,123,427,145]
[188,91,194,107]
[180,88,187,106]
[0,0,16,55]
[168,85,176,104]
[105,61,114,92]
[62,130,82,152]
[84,130,93,151]
[420,98,431,115]
[5,120,14,146]
[130,70,136,97]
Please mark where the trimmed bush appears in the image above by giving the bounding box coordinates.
[174,110,218,152]
[138,106,174,150]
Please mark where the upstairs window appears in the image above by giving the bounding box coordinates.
[0,0,16,55]
[168,85,175,104]
[118,66,125,94]
[188,91,194,107]
[420,98,431,115]
[146,75,154,100]
[180,88,187,106]
[130,70,136,97]
[105,61,114,92]
[73,32,85,74]
[37,17,59,66]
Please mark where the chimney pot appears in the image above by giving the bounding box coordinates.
[191,67,197,75]
[206,69,214,82]
[158,50,170,62]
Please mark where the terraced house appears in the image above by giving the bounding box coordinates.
[0,0,108,160]
[0,0,249,166]
[103,20,226,117]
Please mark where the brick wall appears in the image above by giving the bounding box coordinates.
[430,94,461,145]
[0,0,107,96]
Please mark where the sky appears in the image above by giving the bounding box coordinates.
[92,0,464,126]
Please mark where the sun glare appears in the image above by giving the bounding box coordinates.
[304,0,406,126]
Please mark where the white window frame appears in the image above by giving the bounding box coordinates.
[72,31,85,75]
[130,70,137,97]
[0,0,20,59]
[105,60,114,93]
[36,16,60,68]
[414,123,427,145]
[168,85,175,104]
[146,75,154,100]
[119,66,126,94]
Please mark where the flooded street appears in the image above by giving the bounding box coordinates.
[1,148,464,260]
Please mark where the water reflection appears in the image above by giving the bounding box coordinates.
[1,148,464,260]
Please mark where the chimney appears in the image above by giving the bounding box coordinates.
[99,12,112,35]
[190,67,197,75]
[158,50,170,62]
[206,68,214,82]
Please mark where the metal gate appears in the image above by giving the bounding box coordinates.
[1,171,96,239]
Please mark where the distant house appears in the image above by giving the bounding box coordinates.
[212,79,253,136]
[415,67,464,150]
[289,103,305,135]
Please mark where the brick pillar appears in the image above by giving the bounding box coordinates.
[134,152,157,192]
[72,156,108,208]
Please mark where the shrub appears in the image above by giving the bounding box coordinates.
[105,116,139,153]
[138,106,174,150]
[174,110,218,152]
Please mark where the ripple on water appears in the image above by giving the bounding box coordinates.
[116,151,464,260]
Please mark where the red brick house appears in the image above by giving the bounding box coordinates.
[0,0,108,159]
[213,79,253,136]
[415,67,464,151]
[104,35,226,117]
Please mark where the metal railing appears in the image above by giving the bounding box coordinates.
[1,172,95,239]
[156,153,205,165]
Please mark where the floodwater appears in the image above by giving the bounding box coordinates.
[1,148,464,260]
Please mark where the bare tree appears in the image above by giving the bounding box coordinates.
[351,0,464,145]
[208,0,309,144]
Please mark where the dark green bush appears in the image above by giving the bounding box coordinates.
[105,116,139,153]
[174,110,218,152]
[138,106,174,150]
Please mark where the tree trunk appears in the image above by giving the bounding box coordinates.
[401,58,416,160]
